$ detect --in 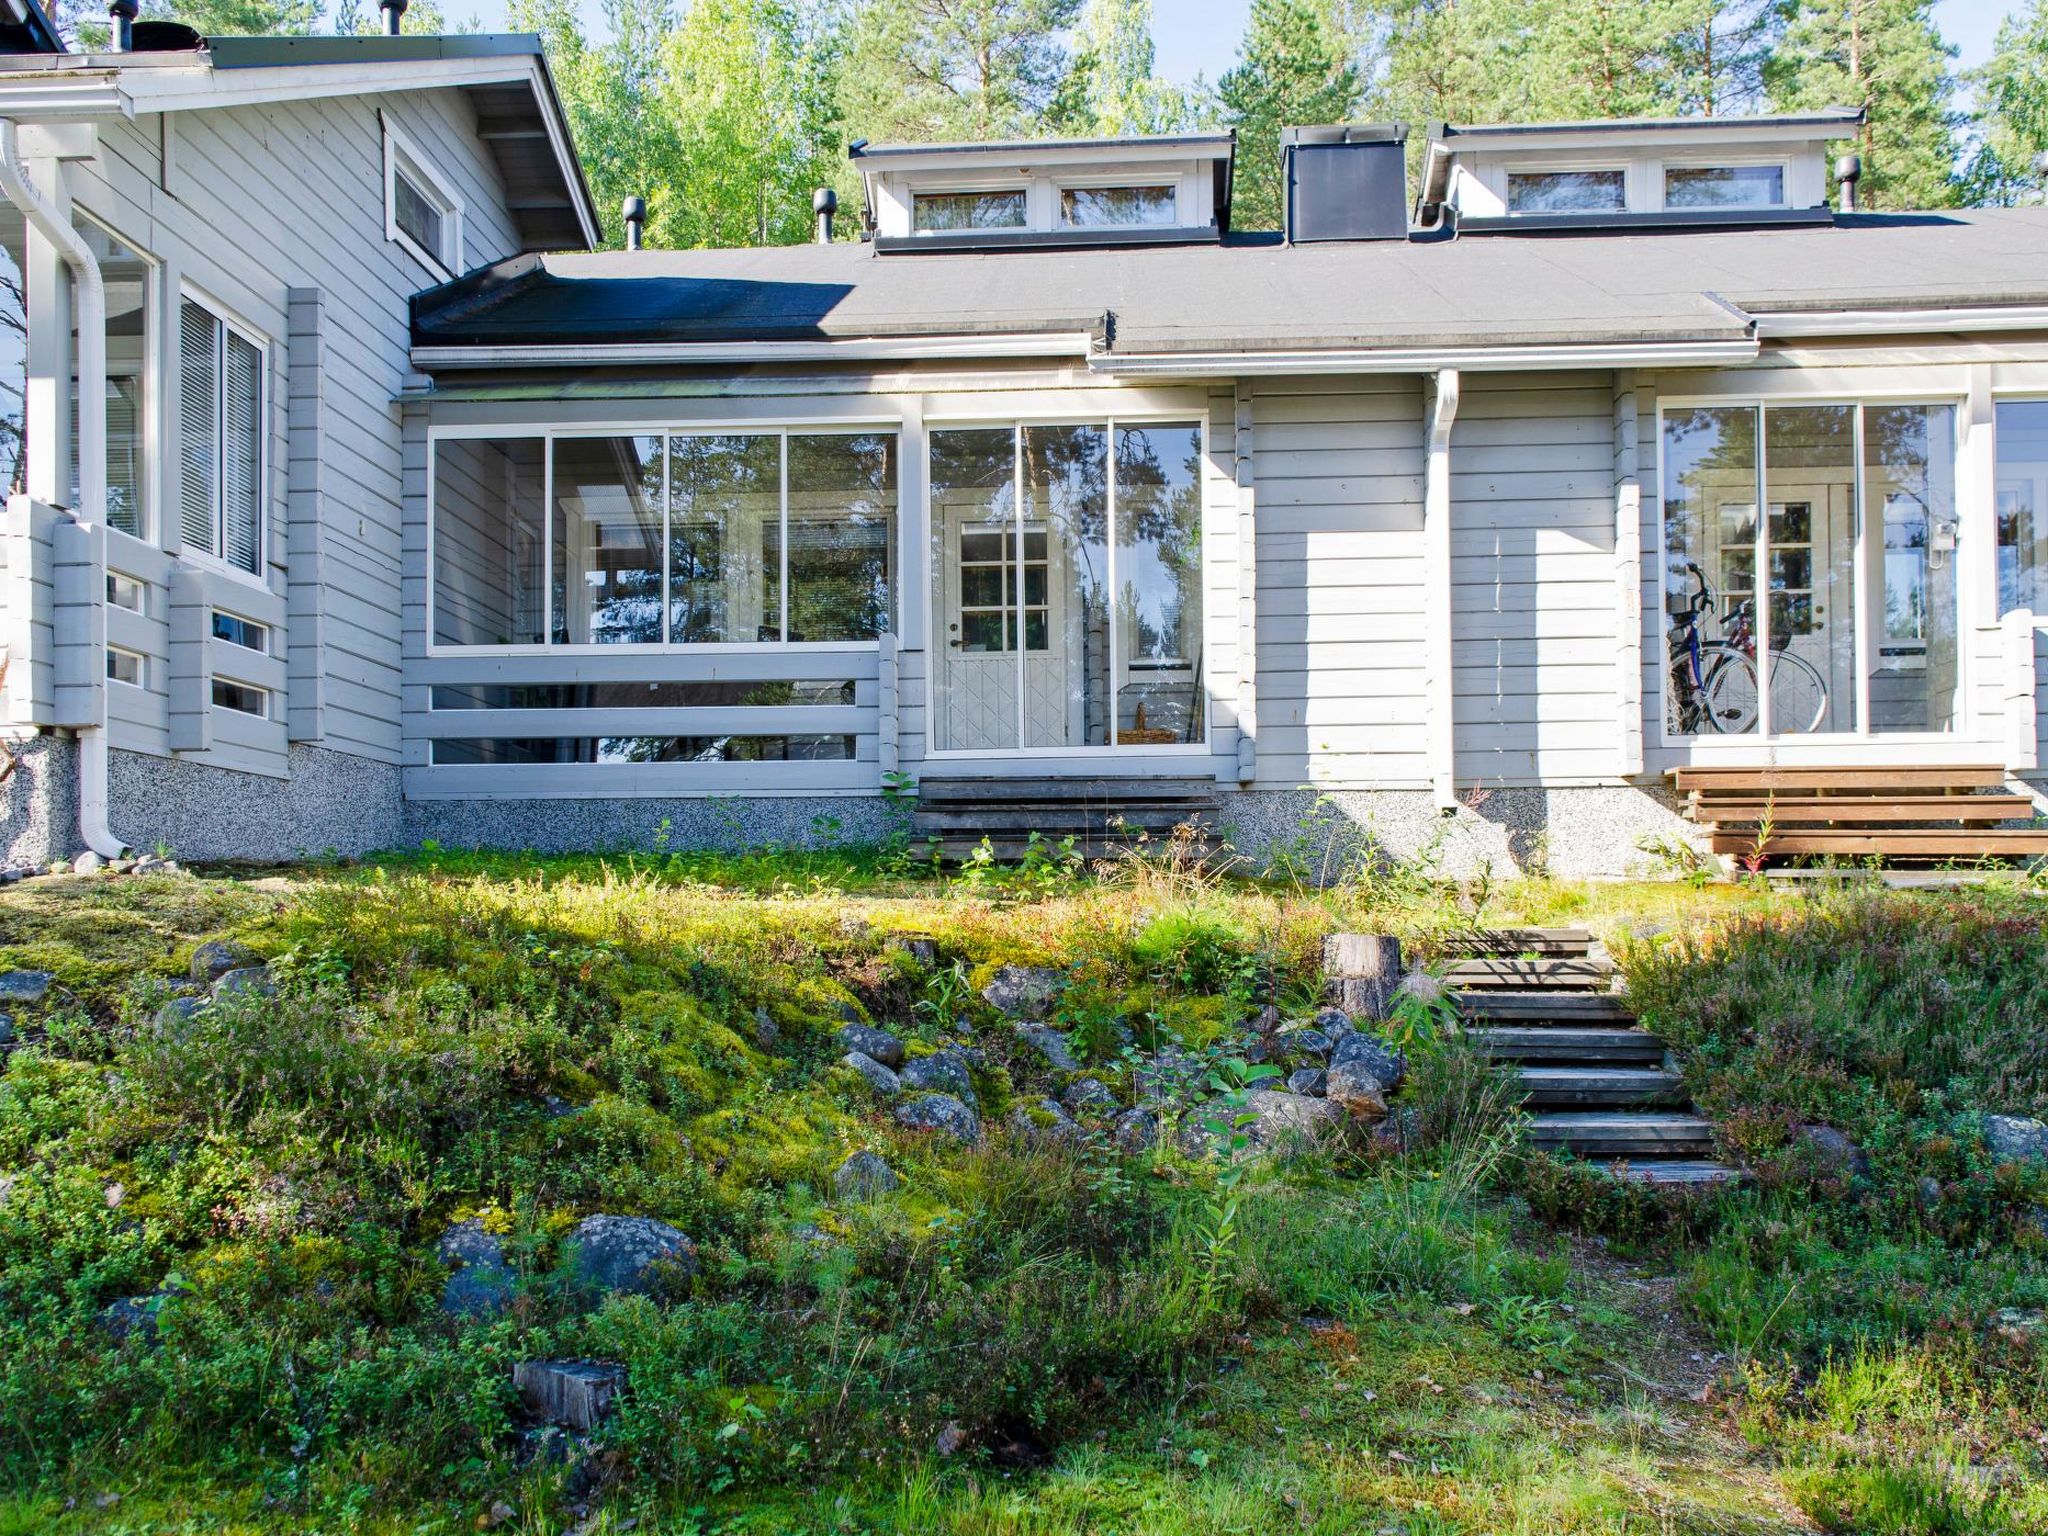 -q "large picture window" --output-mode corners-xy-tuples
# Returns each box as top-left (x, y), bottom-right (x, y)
(1662, 400), (1959, 739)
(430, 429), (897, 650)
(1997, 401), (2048, 617)
(178, 297), (264, 574)
(930, 419), (1204, 752)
